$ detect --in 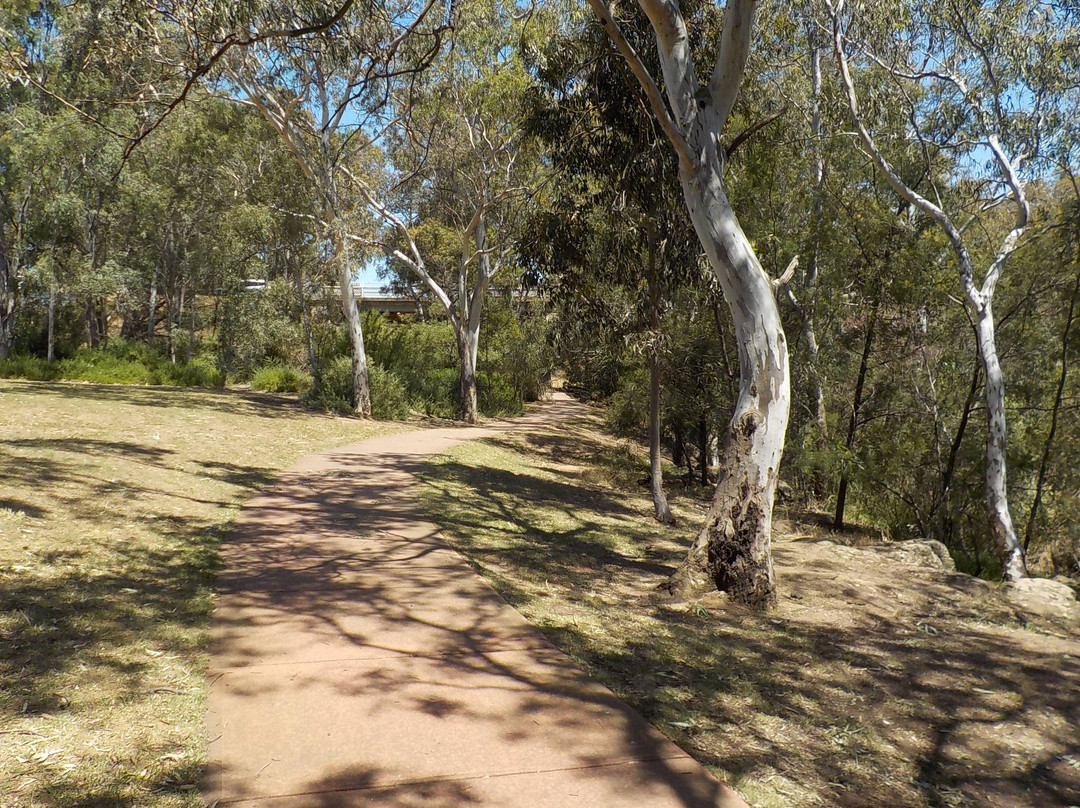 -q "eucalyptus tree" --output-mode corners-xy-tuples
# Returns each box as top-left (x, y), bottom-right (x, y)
(361, 0), (537, 423)
(585, 0), (798, 605)
(204, 0), (453, 415)
(828, 0), (1079, 580)
(525, 11), (709, 522)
